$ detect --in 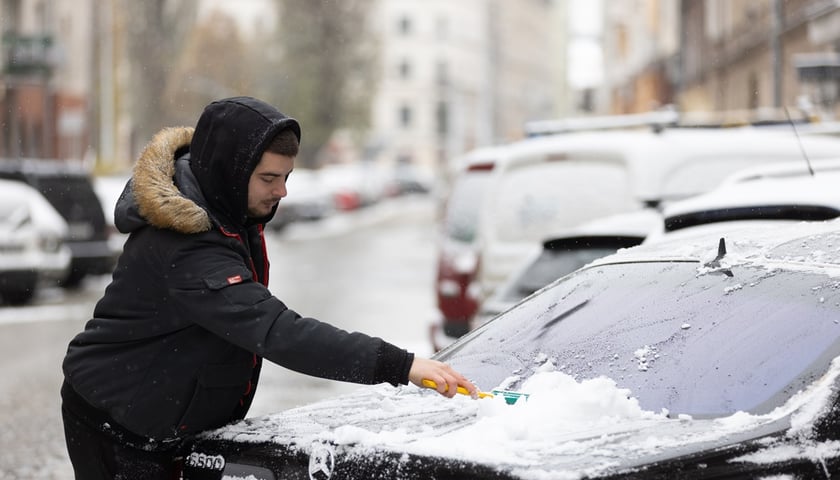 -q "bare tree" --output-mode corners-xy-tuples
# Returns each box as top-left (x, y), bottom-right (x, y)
(256, 0), (379, 168)
(120, 0), (197, 146)
(164, 11), (253, 126)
